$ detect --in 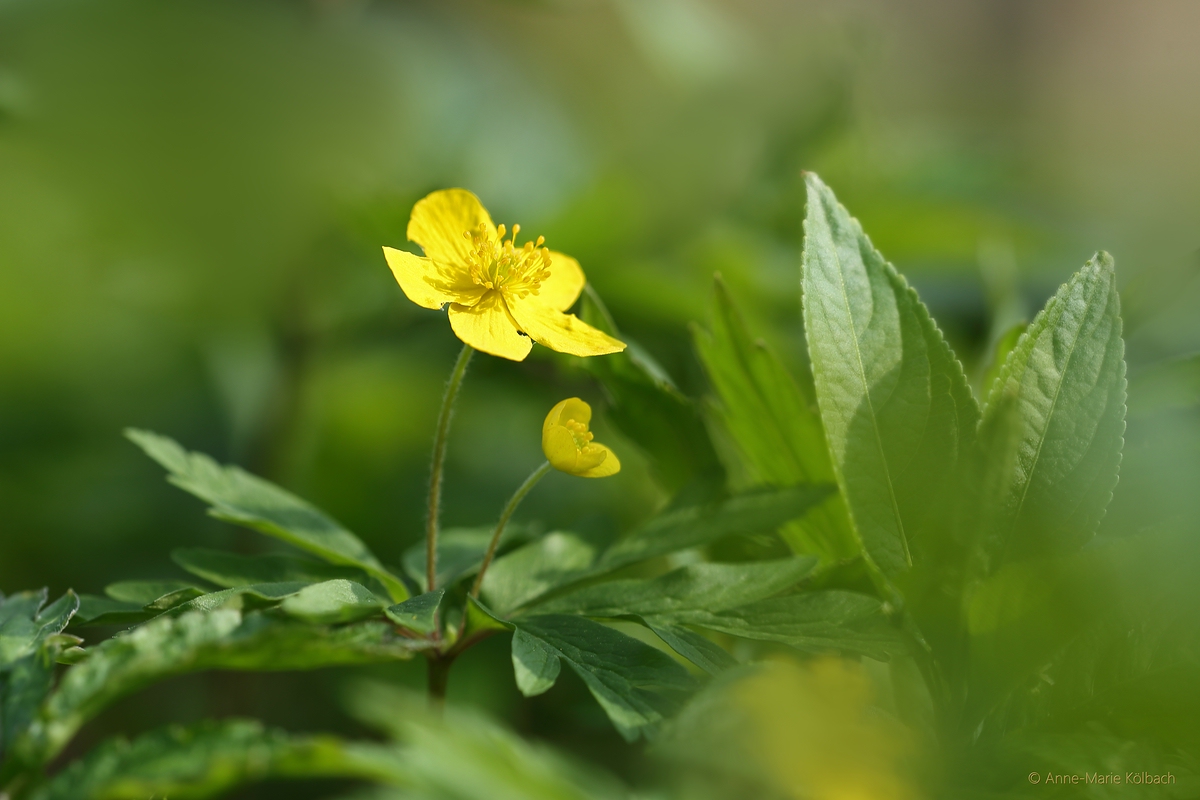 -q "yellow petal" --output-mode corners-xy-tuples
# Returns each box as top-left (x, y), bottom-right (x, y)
(383, 246), (485, 310)
(508, 297), (626, 357)
(542, 425), (582, 473)
(447, 291), (532, 361)
(535, 251), (585, 312)
(408, 188), (496, 266)
(576, 443), (620, 478)
(543, 397), (592, 438)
